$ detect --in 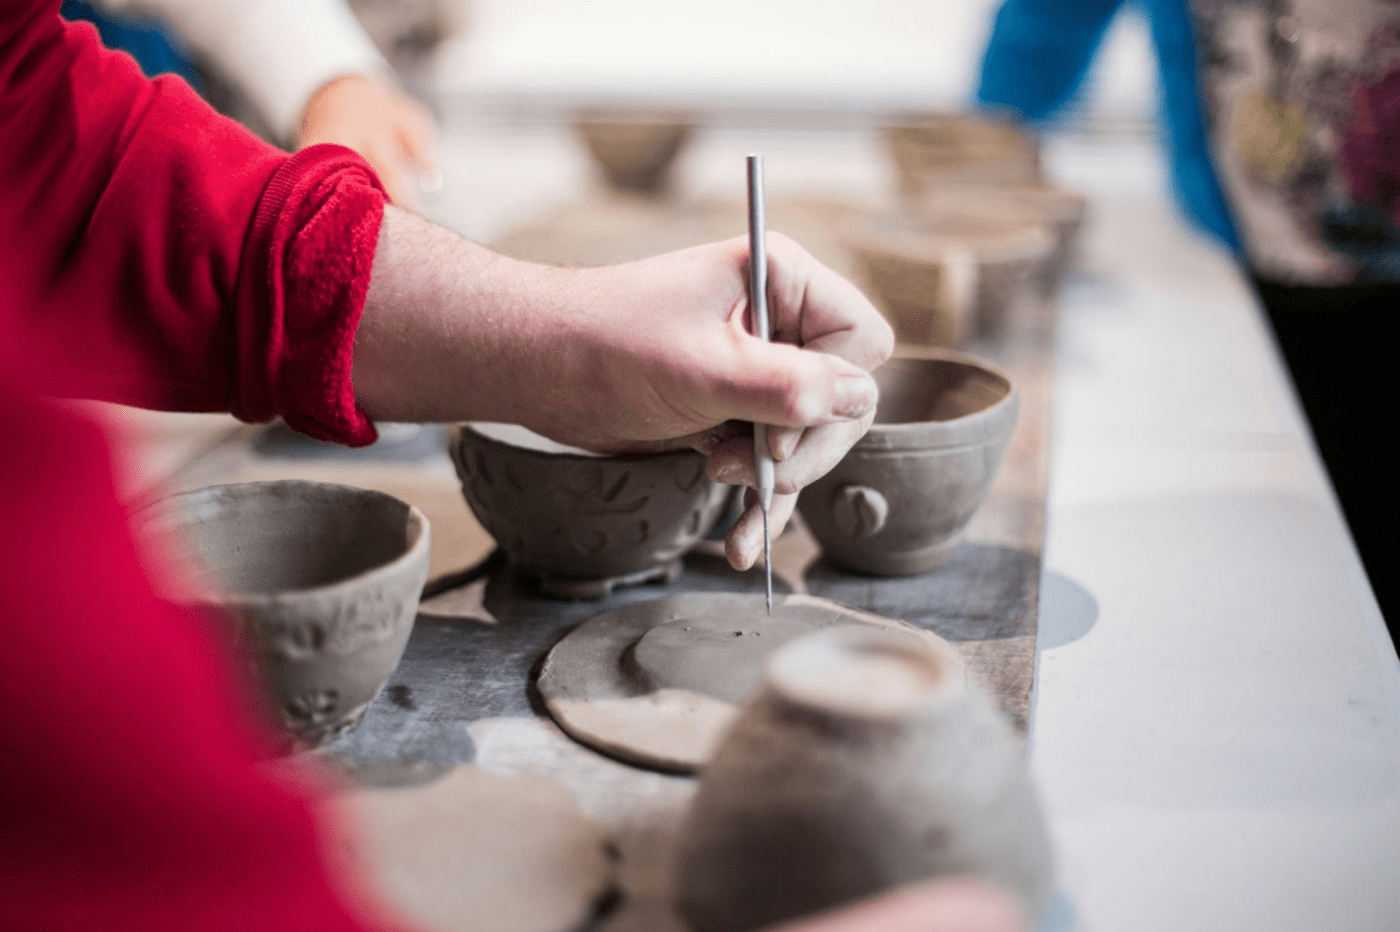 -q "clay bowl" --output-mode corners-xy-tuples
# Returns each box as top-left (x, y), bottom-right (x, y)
(910, 184), (1089, 293)
(796, 349), (1017, 575)
(845, 210), (1053, 346)
(675, 627), (1054, 932)
(884, 113), (1041, 196)
(576, 115), (692, 195)
(147, 481), (430, 750)
(448, 423), (729, 598)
